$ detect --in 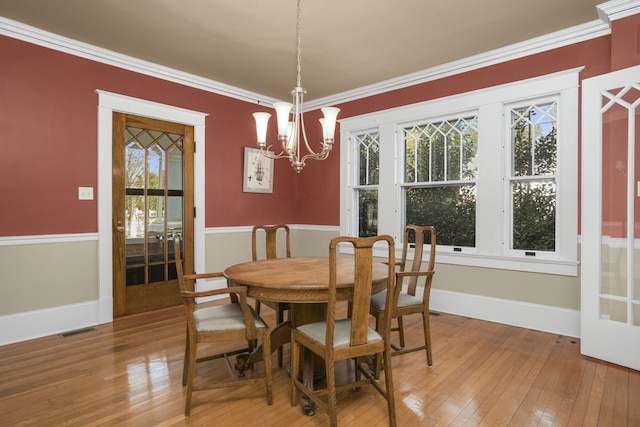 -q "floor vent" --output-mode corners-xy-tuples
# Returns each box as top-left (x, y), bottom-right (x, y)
(59, 327), (96, 338)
